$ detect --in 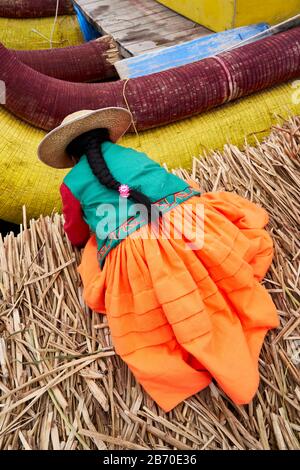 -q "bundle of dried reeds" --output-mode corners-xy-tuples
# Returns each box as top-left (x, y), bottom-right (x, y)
(14, 36), (120, 82)
(1, 27), (300, 131)
(0, 117), (299, 450)
(0, 0), (74, 18)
